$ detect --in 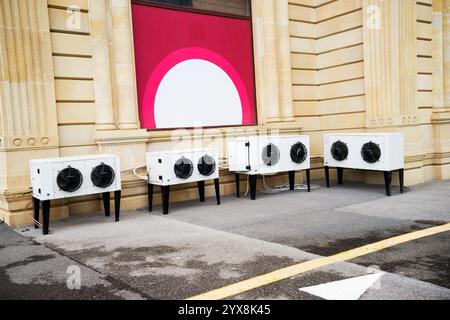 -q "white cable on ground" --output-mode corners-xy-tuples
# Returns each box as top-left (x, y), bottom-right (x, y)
(261, 175), (320, 194)
(121, 165), (149, 181)
(132, 166), (149, 181)
(244, 175), (250, 197)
